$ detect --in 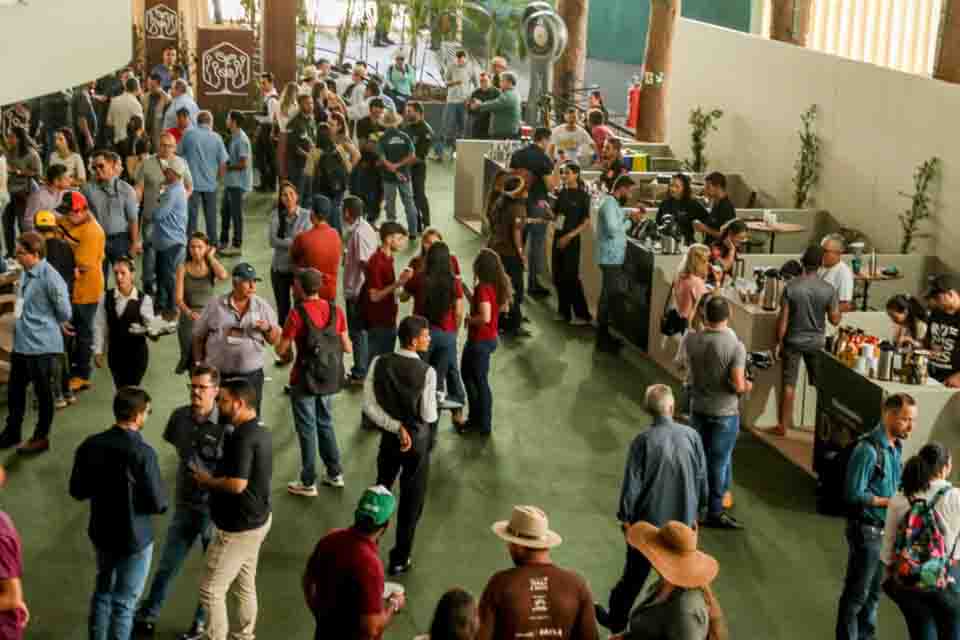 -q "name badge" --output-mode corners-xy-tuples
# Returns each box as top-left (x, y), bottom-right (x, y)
(226, 327), (245, 345)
